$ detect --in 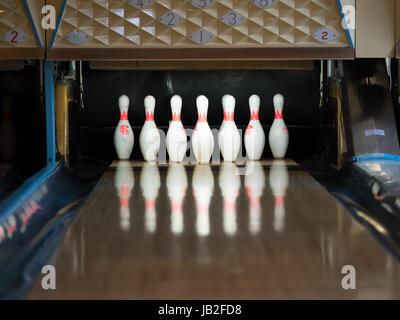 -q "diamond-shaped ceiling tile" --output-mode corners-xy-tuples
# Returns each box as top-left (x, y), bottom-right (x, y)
(94, 34), (109, 45)
(93, 0), (109, 10)
(186, 10), (202, 27)
(80, 8), (94, 19)
(66, 0), (79, 10)
(281, 0), (296, 9)
(110, 26), (125, 36)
